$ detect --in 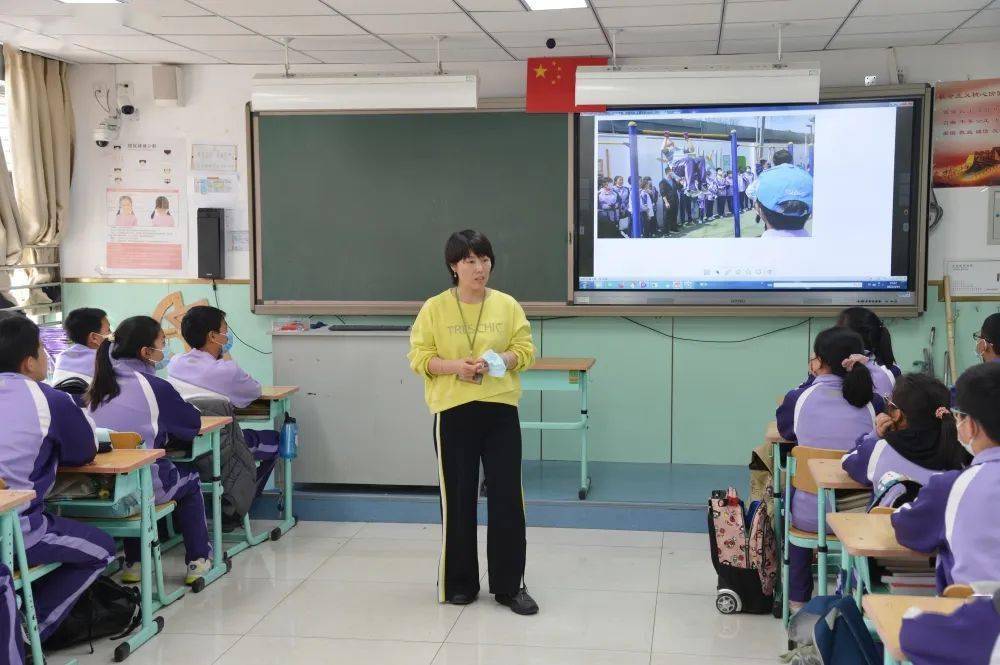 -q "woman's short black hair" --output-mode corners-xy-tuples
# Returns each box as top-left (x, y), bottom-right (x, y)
(445, 230), (495, 286)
